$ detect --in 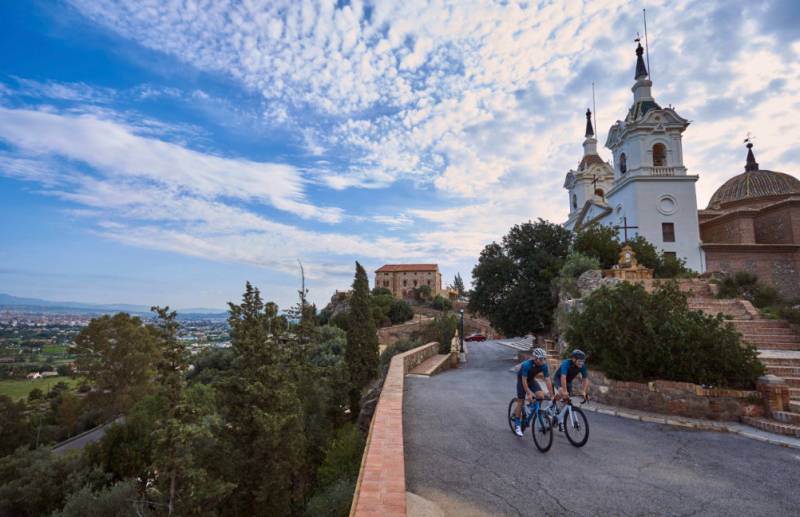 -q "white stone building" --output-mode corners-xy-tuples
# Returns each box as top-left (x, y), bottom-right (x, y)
(563, 41), (704, 272)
